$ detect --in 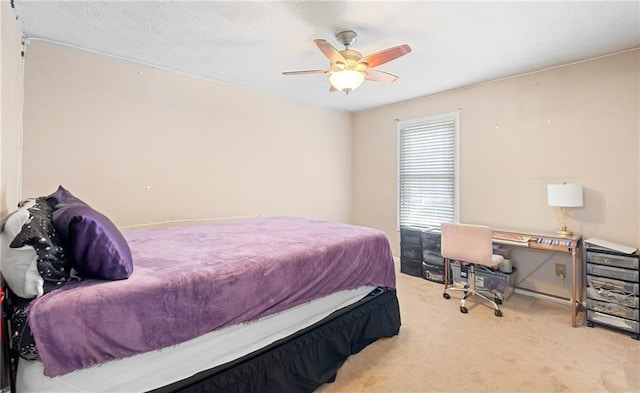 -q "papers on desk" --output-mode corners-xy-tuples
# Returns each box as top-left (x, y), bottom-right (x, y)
(584, 237), (637, 255)
(492, 232), (530, 244)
